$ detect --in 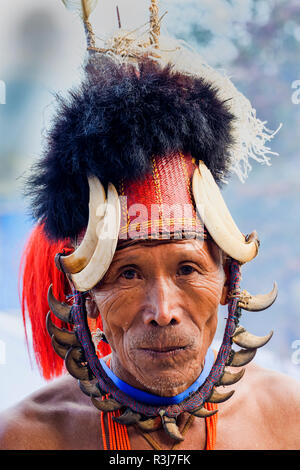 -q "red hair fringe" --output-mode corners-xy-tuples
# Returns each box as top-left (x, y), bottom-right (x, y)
(20, 224), (111, 380)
